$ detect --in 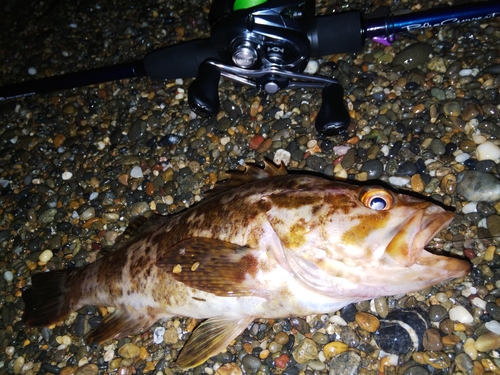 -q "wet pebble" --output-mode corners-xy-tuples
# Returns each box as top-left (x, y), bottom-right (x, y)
(358, 159), (383, 180)
(328, 351), (361, 375)
(241, 354), (261, 372)
(456, 170), (500, 202)
(476, 141), (500, 161)
(392, 43), (434, 70)
(355, 311), (379, 332)
(428, 305), (447, 322)
(292, 338), (318, 364)
(117, 343), (140, 359)
(422, 328), (443, 351)
(449, 305), (473, 324)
